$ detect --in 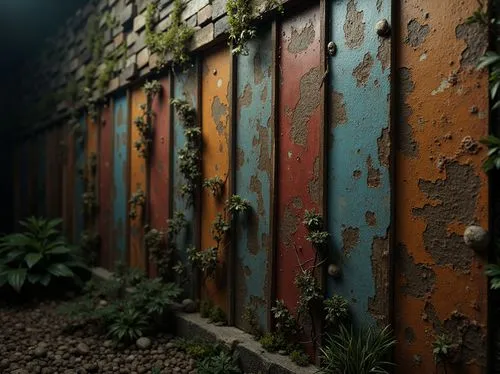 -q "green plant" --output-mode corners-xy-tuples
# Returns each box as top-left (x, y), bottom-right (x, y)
(433, 333), (454, 366)
(226, 0), (256, 55)
(146, 0), (194, 69)
(79, 230), (101, 266)
(129, 189), (146, 219)
(324, 294), (350, 329)
(227, 195), (251, 214)
(264, 0), (285, 14)
(295, 268), (322, 319)
(242, 305), (261, 338)
(134, 80), (161, 160)
(203, 176), (225, 197)
(480, 135), (500, 172)
(129, 278), (182, 321)
(197, 350), (242, 374)
(486, 262), (500, 289)
(209, 306), (227, 324)
(200, 299), (214, 318)
(319, 324), (396, 374)
(0, 217), (88, 293)
(107, 304), (149, 343)
(290, 349), (310, 367)
(259, 332), (287, 353)
(303, 209), (329, 248)
(187, 246), (218, 278)
(271, 300), (300, 340)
